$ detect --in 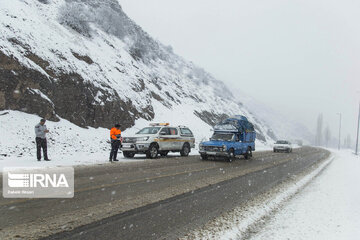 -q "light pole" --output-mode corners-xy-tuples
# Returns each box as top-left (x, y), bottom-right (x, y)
(356, 102), (360, 155)
(337, 113), (342, 151)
